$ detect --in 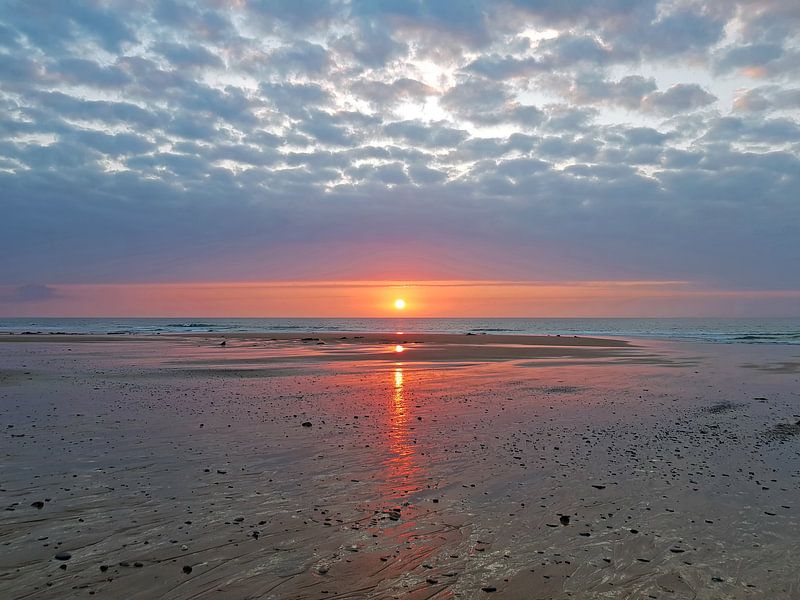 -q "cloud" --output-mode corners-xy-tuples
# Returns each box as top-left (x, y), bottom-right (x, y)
(384, 120), (469, 148)
(153, 42), (225, 70)
(350, 78), (437, 106)
(560, 74), (658, 109)
(0, 284), (61, 303)
(268, 41), (331, 76)
(0, 0), (797, 300)
(642, 84), (717, 115)
(733, 86), (800, 112)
